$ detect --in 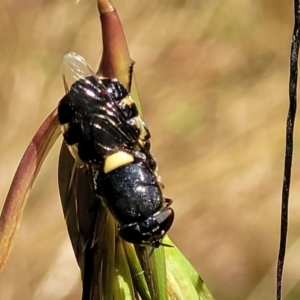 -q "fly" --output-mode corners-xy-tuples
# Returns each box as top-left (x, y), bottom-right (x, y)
(57, 52), (174, 248)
